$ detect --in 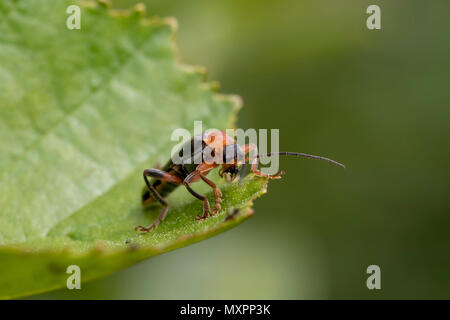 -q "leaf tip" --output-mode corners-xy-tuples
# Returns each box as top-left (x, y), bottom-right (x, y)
(97, 0), (111, 8)
(133, 3), (147, 15)
(163, 16), (179, 32)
